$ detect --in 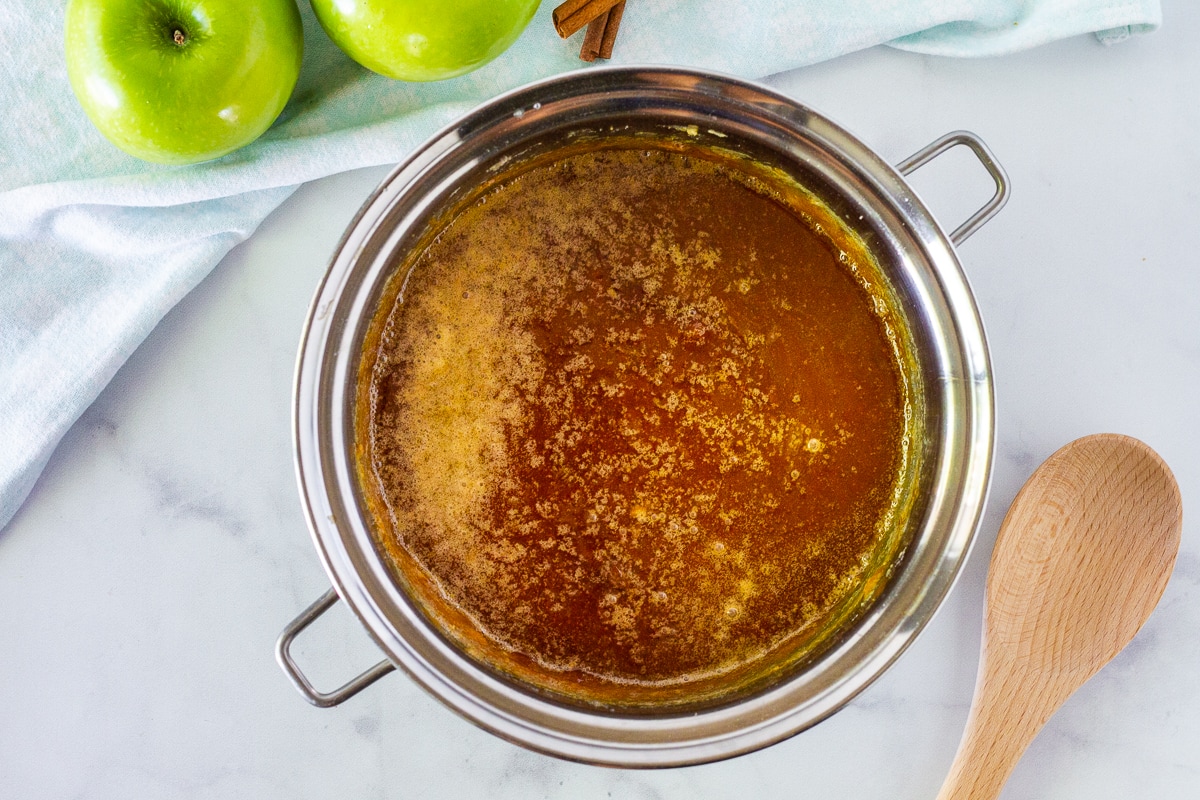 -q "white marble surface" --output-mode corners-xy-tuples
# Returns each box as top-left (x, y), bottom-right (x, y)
(3, 8), (1200, 798)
